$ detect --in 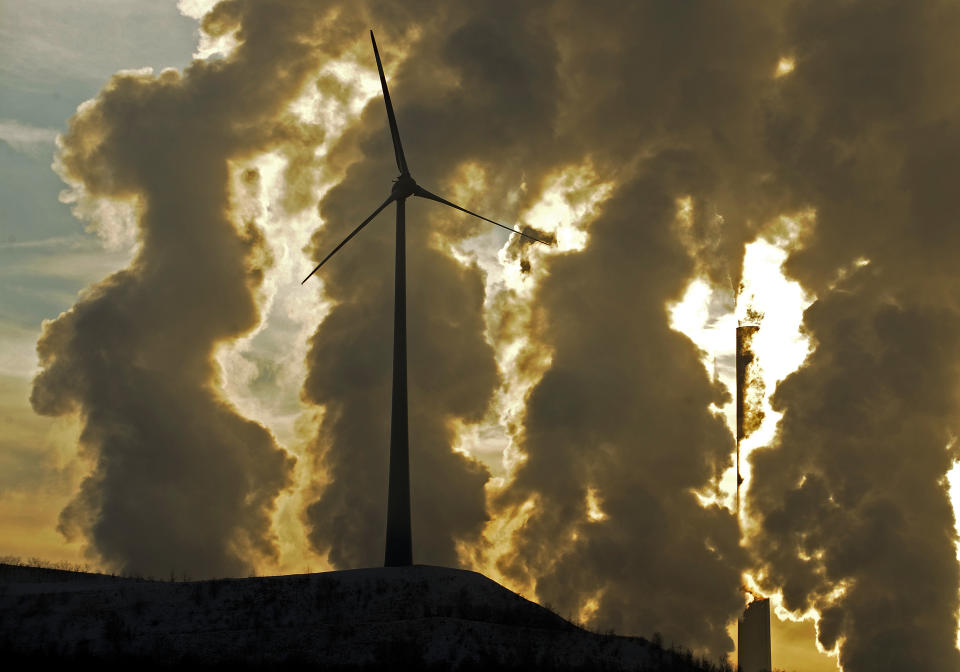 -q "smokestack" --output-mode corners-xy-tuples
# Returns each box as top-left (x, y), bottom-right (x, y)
(738, 597), (772, 672)
(736, 322), (771, 672)
(735, 324), (759, 515)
